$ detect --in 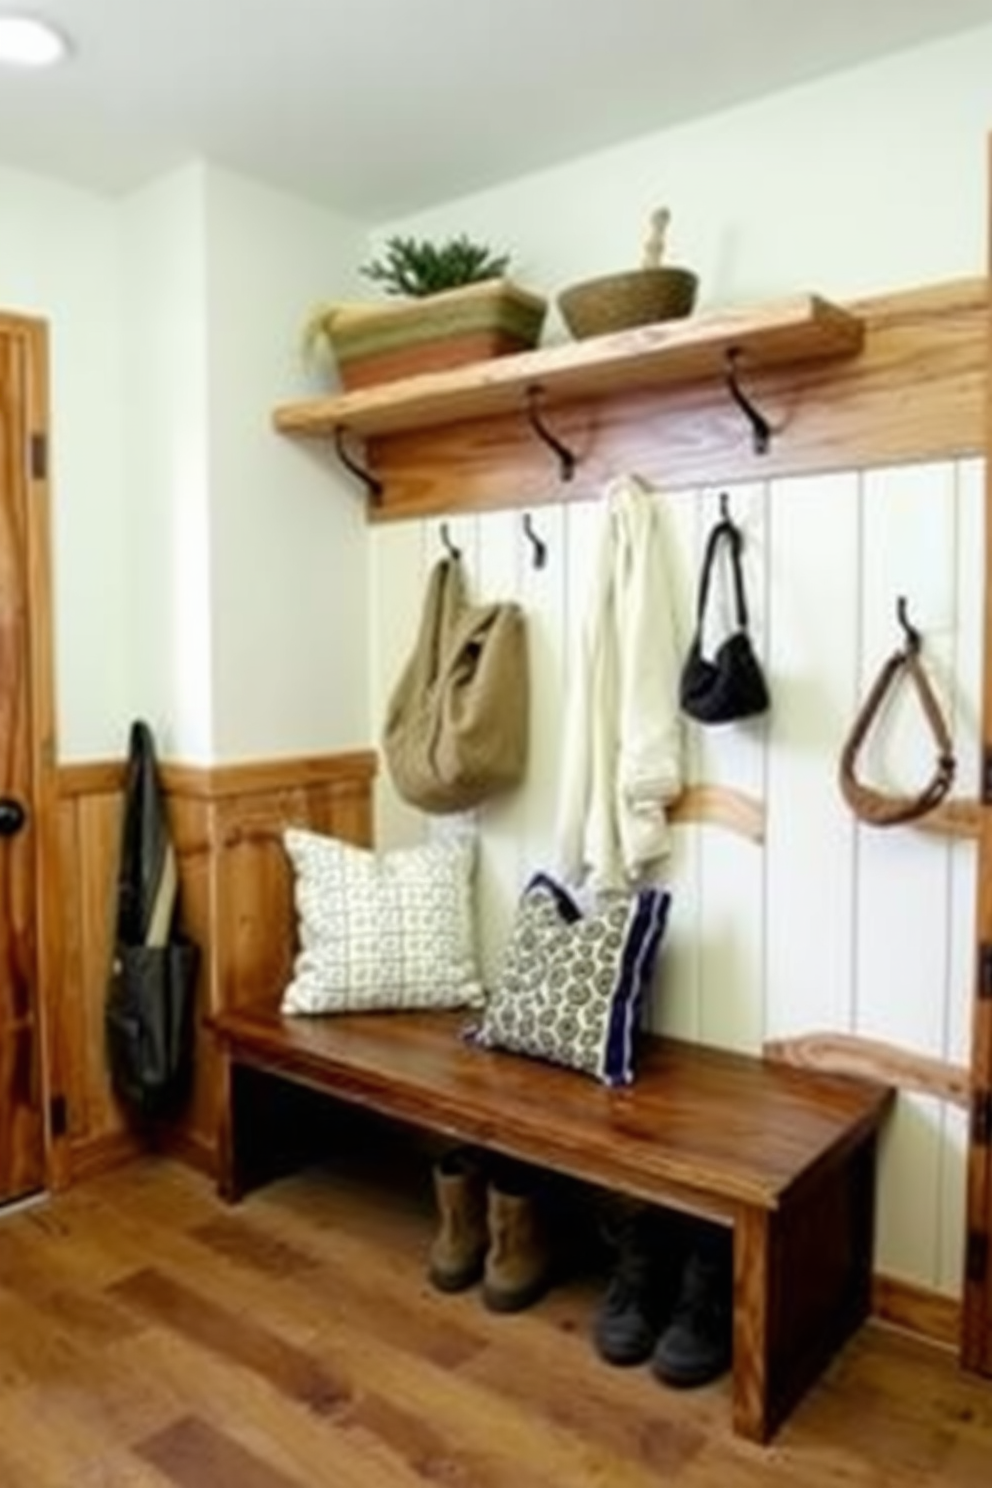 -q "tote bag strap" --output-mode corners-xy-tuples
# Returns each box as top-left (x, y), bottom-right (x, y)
(693, 515), (750, 639)
(406, 556), (467, 693)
